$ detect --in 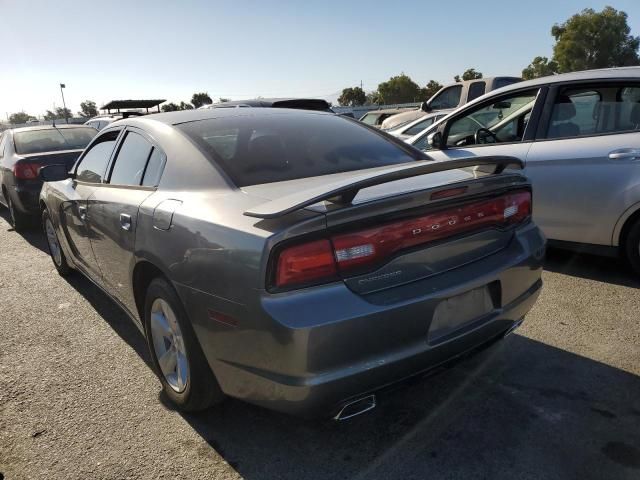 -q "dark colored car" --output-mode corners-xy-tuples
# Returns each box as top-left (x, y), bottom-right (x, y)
(202, 97), (334, 112)
(0, 125), (97, 230)
(39, 108), (545, 418)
